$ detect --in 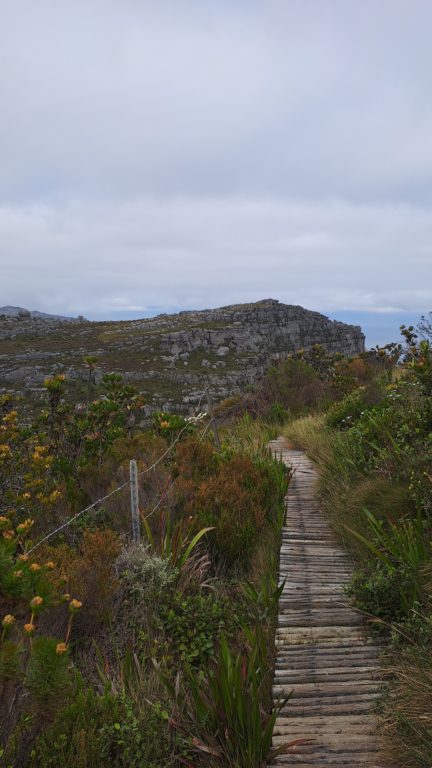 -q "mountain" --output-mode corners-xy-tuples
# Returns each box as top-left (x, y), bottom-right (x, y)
(0, 306), (79, 322)
(0, 299), (364, 411)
